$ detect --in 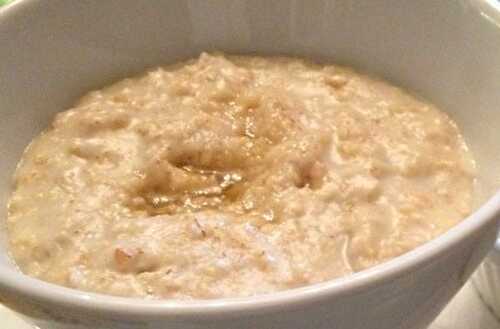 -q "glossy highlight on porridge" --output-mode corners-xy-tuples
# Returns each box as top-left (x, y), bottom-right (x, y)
(6, 53), (475, 299)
